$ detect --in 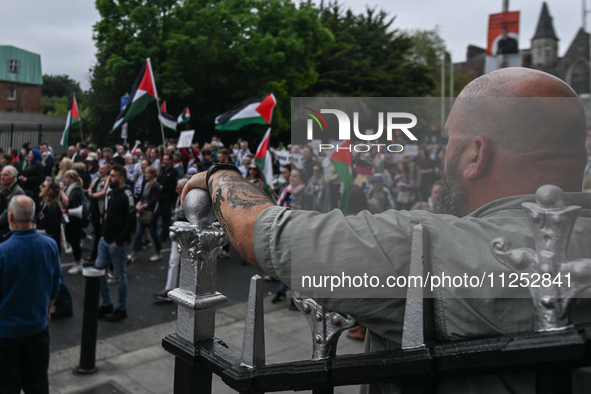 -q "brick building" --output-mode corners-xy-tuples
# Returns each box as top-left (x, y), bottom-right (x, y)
(0, 46), (43, 113)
